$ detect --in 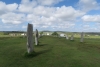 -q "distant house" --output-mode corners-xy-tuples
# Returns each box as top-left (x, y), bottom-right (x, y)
(9, 33), (16, 36)
(47, 32), (52, 35)
(47, 33), (50, 35)
(42, 32), (52, 36)
(60, 34), (65, 37)
(95, 35), (99, 36)
(21, 33), (26, 36)
(9, 32), (26, 37)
